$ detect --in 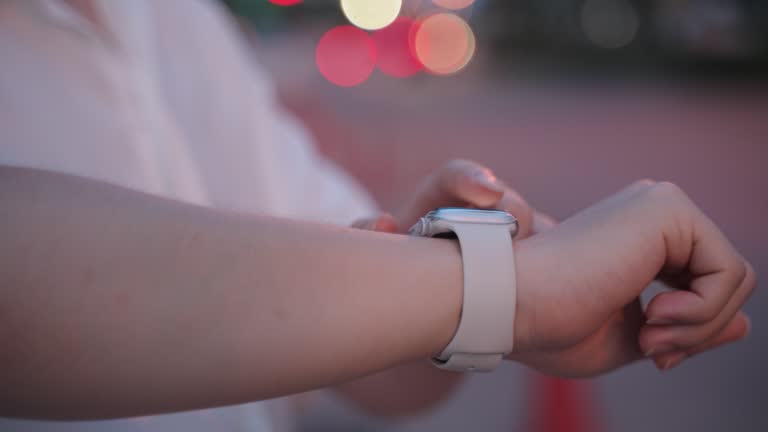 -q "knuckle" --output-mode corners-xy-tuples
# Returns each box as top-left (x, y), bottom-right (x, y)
(697, 302), (723, 324)
(633, 178), (658, 189)
(641, 182), (695, 224)
(719, 258), (747, 292)
(623, 179), (657, 197)
(733, 259), (749, 285)
(443, 158), (475, 173)
(648, 181), (686, 201)
(744, 261), (758, 292)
